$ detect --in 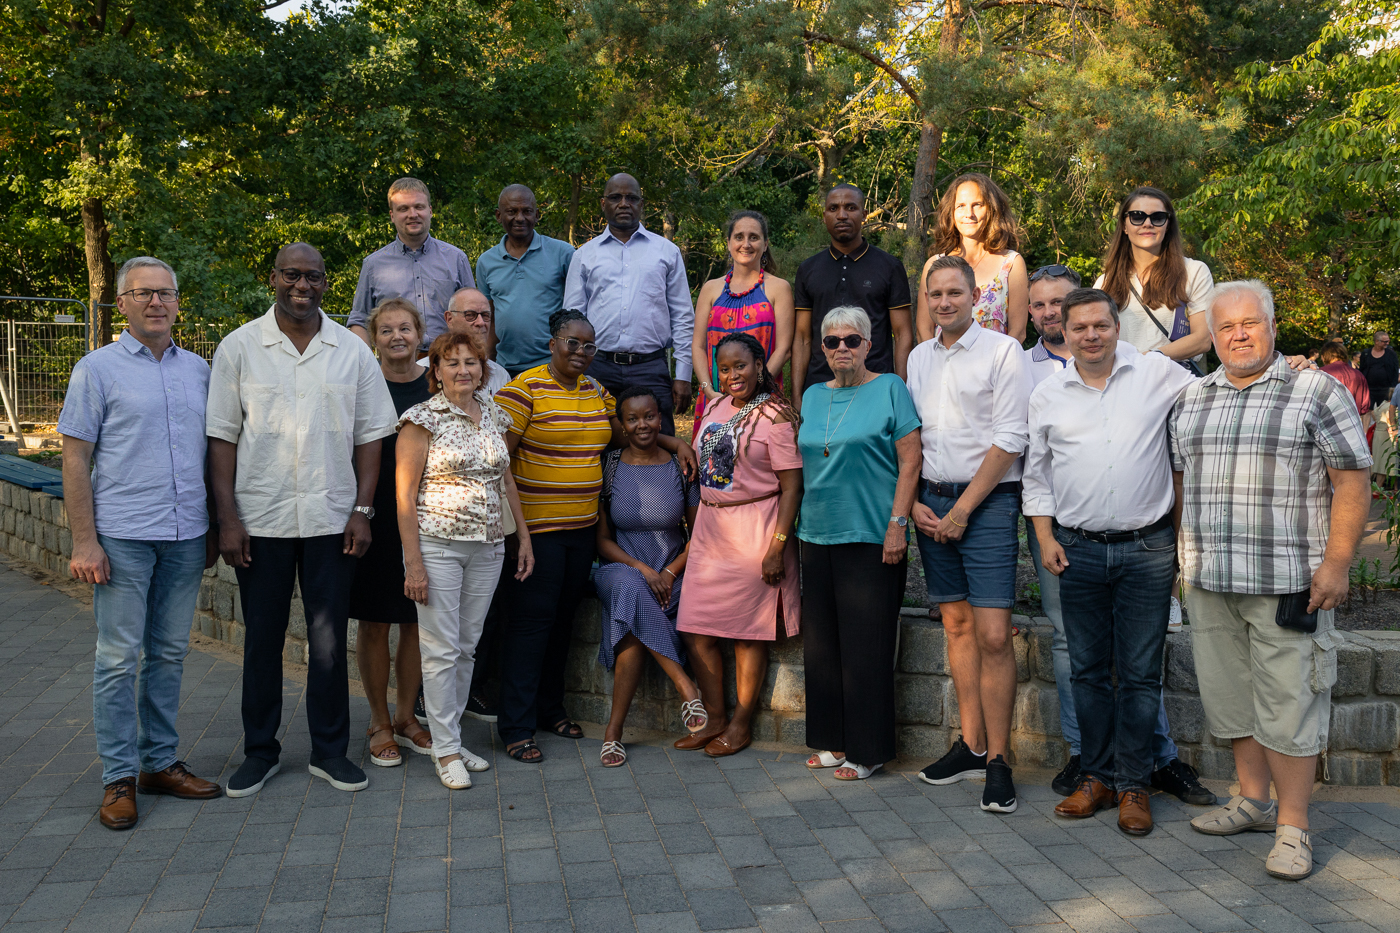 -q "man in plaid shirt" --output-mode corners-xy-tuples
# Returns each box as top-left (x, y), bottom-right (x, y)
(1170, 280), (1370, 881)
